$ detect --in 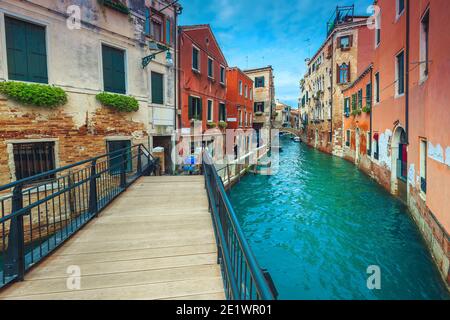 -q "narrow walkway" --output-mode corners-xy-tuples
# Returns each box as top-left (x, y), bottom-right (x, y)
(0, 176), (225, 300)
